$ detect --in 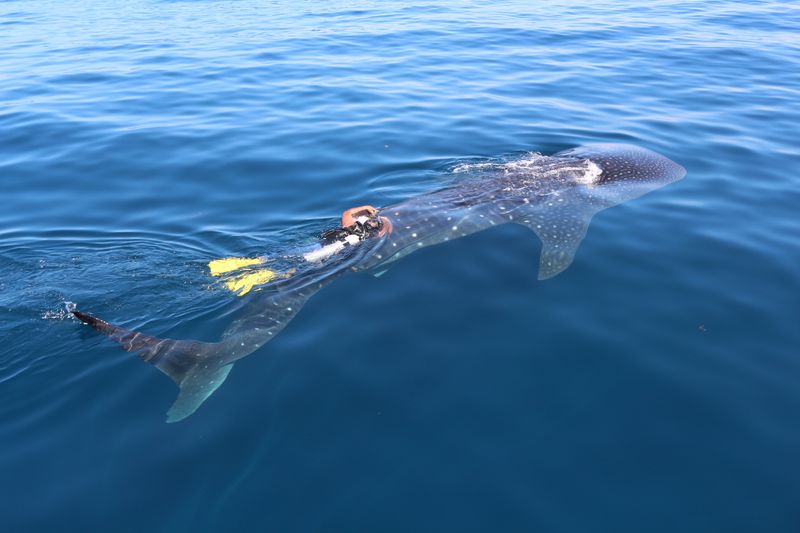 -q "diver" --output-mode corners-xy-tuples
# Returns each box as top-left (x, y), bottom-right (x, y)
(209, 205), (392, 295)
(309, 205), (391, 261)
